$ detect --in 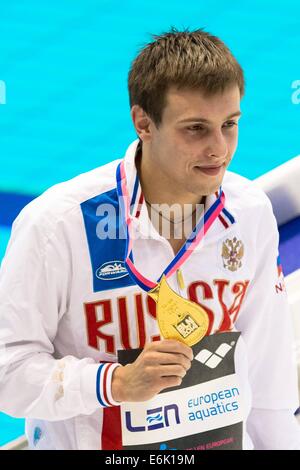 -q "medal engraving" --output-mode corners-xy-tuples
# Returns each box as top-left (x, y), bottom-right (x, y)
(148, 275), (209, 346)
(174, 314), (199, 338)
